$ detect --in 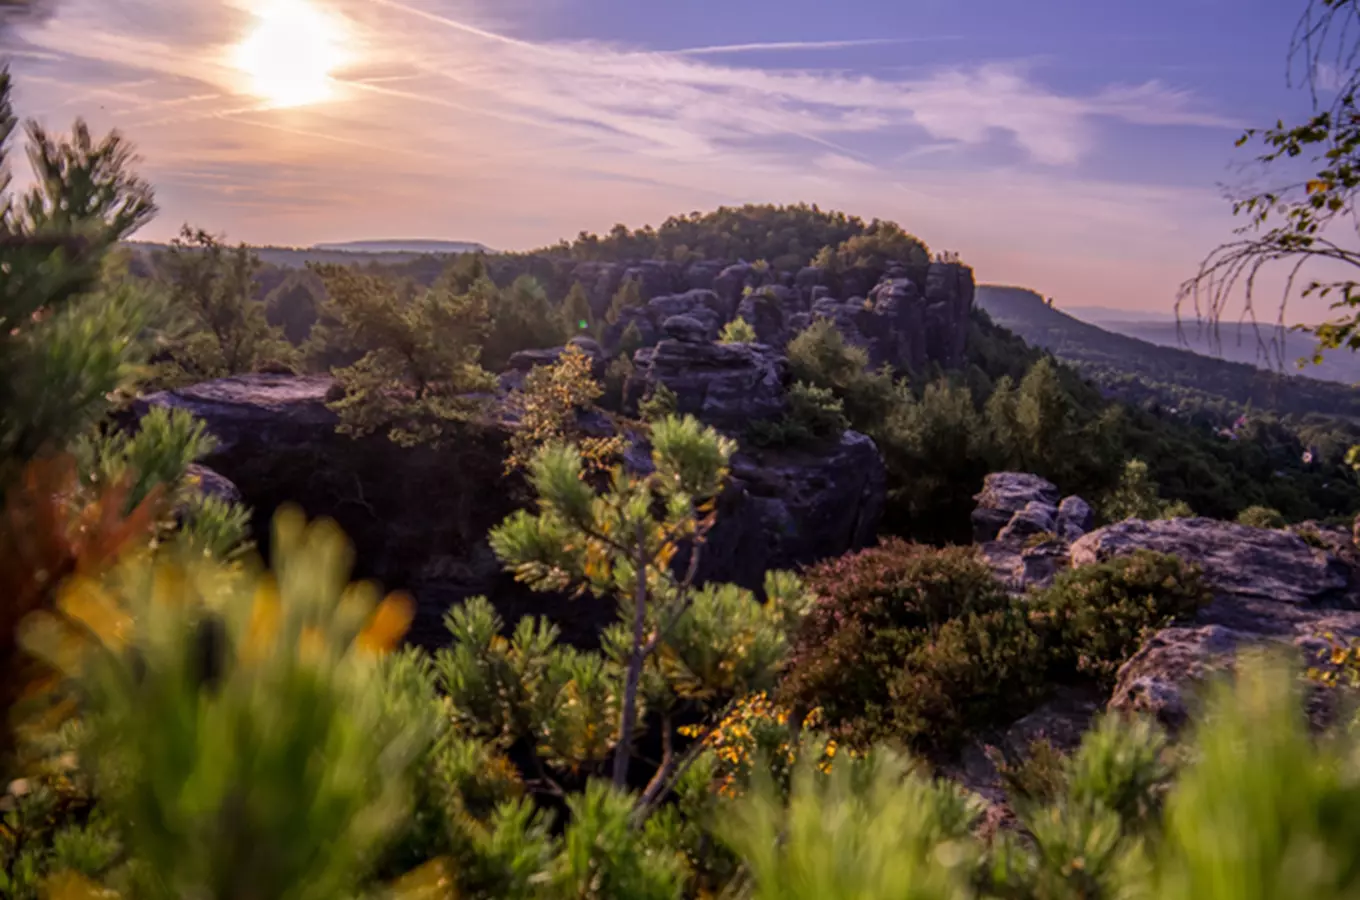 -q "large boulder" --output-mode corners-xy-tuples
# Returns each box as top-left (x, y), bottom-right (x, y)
(629, 339), (789, 432)
(1069, 518), (1360, 731)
